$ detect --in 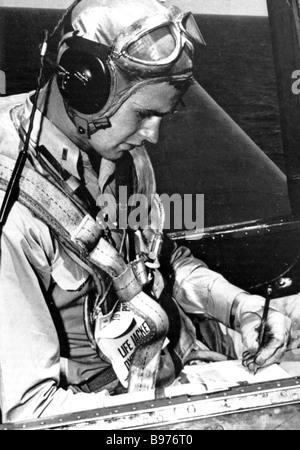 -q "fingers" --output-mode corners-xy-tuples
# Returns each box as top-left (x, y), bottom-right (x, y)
(243, 339), (288, 373)
(255, 315), (291, 368)
(241, 311), (291, 373)
(242, 350), (262, 373)
(255, 340), (286, 367)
